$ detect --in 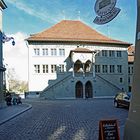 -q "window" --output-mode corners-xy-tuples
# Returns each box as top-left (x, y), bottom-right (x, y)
(59, 64), (65, 72)
(51, 48), (57, 56)
(95, 65), (100, 73)
(128, 66), (133, 74)
(102, 65), (108, 73)
(131, 66), (134, 74)
(116, 51), (122, 57)
(109, 50), (115, 57)
(102, 50), (108, 57)
(129, 86), (132, 92)
(43, 65), (48, 73)
(128, 67), (131, 74)
(59, 49), (65, 56)
(51, 65), (57, 73)
(120, 77), (123, 83)
(128, 77), (131, 84)
(110, 65), (115, 73)
(34, 65), (40, 73)
(117, 65), (122, 73)
(42, 48), (48, 56)
(34, 48), (40, 56)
